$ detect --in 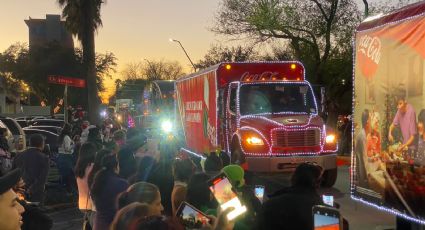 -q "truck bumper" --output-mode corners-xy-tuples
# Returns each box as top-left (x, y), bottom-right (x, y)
(245, 153), (337, 172)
